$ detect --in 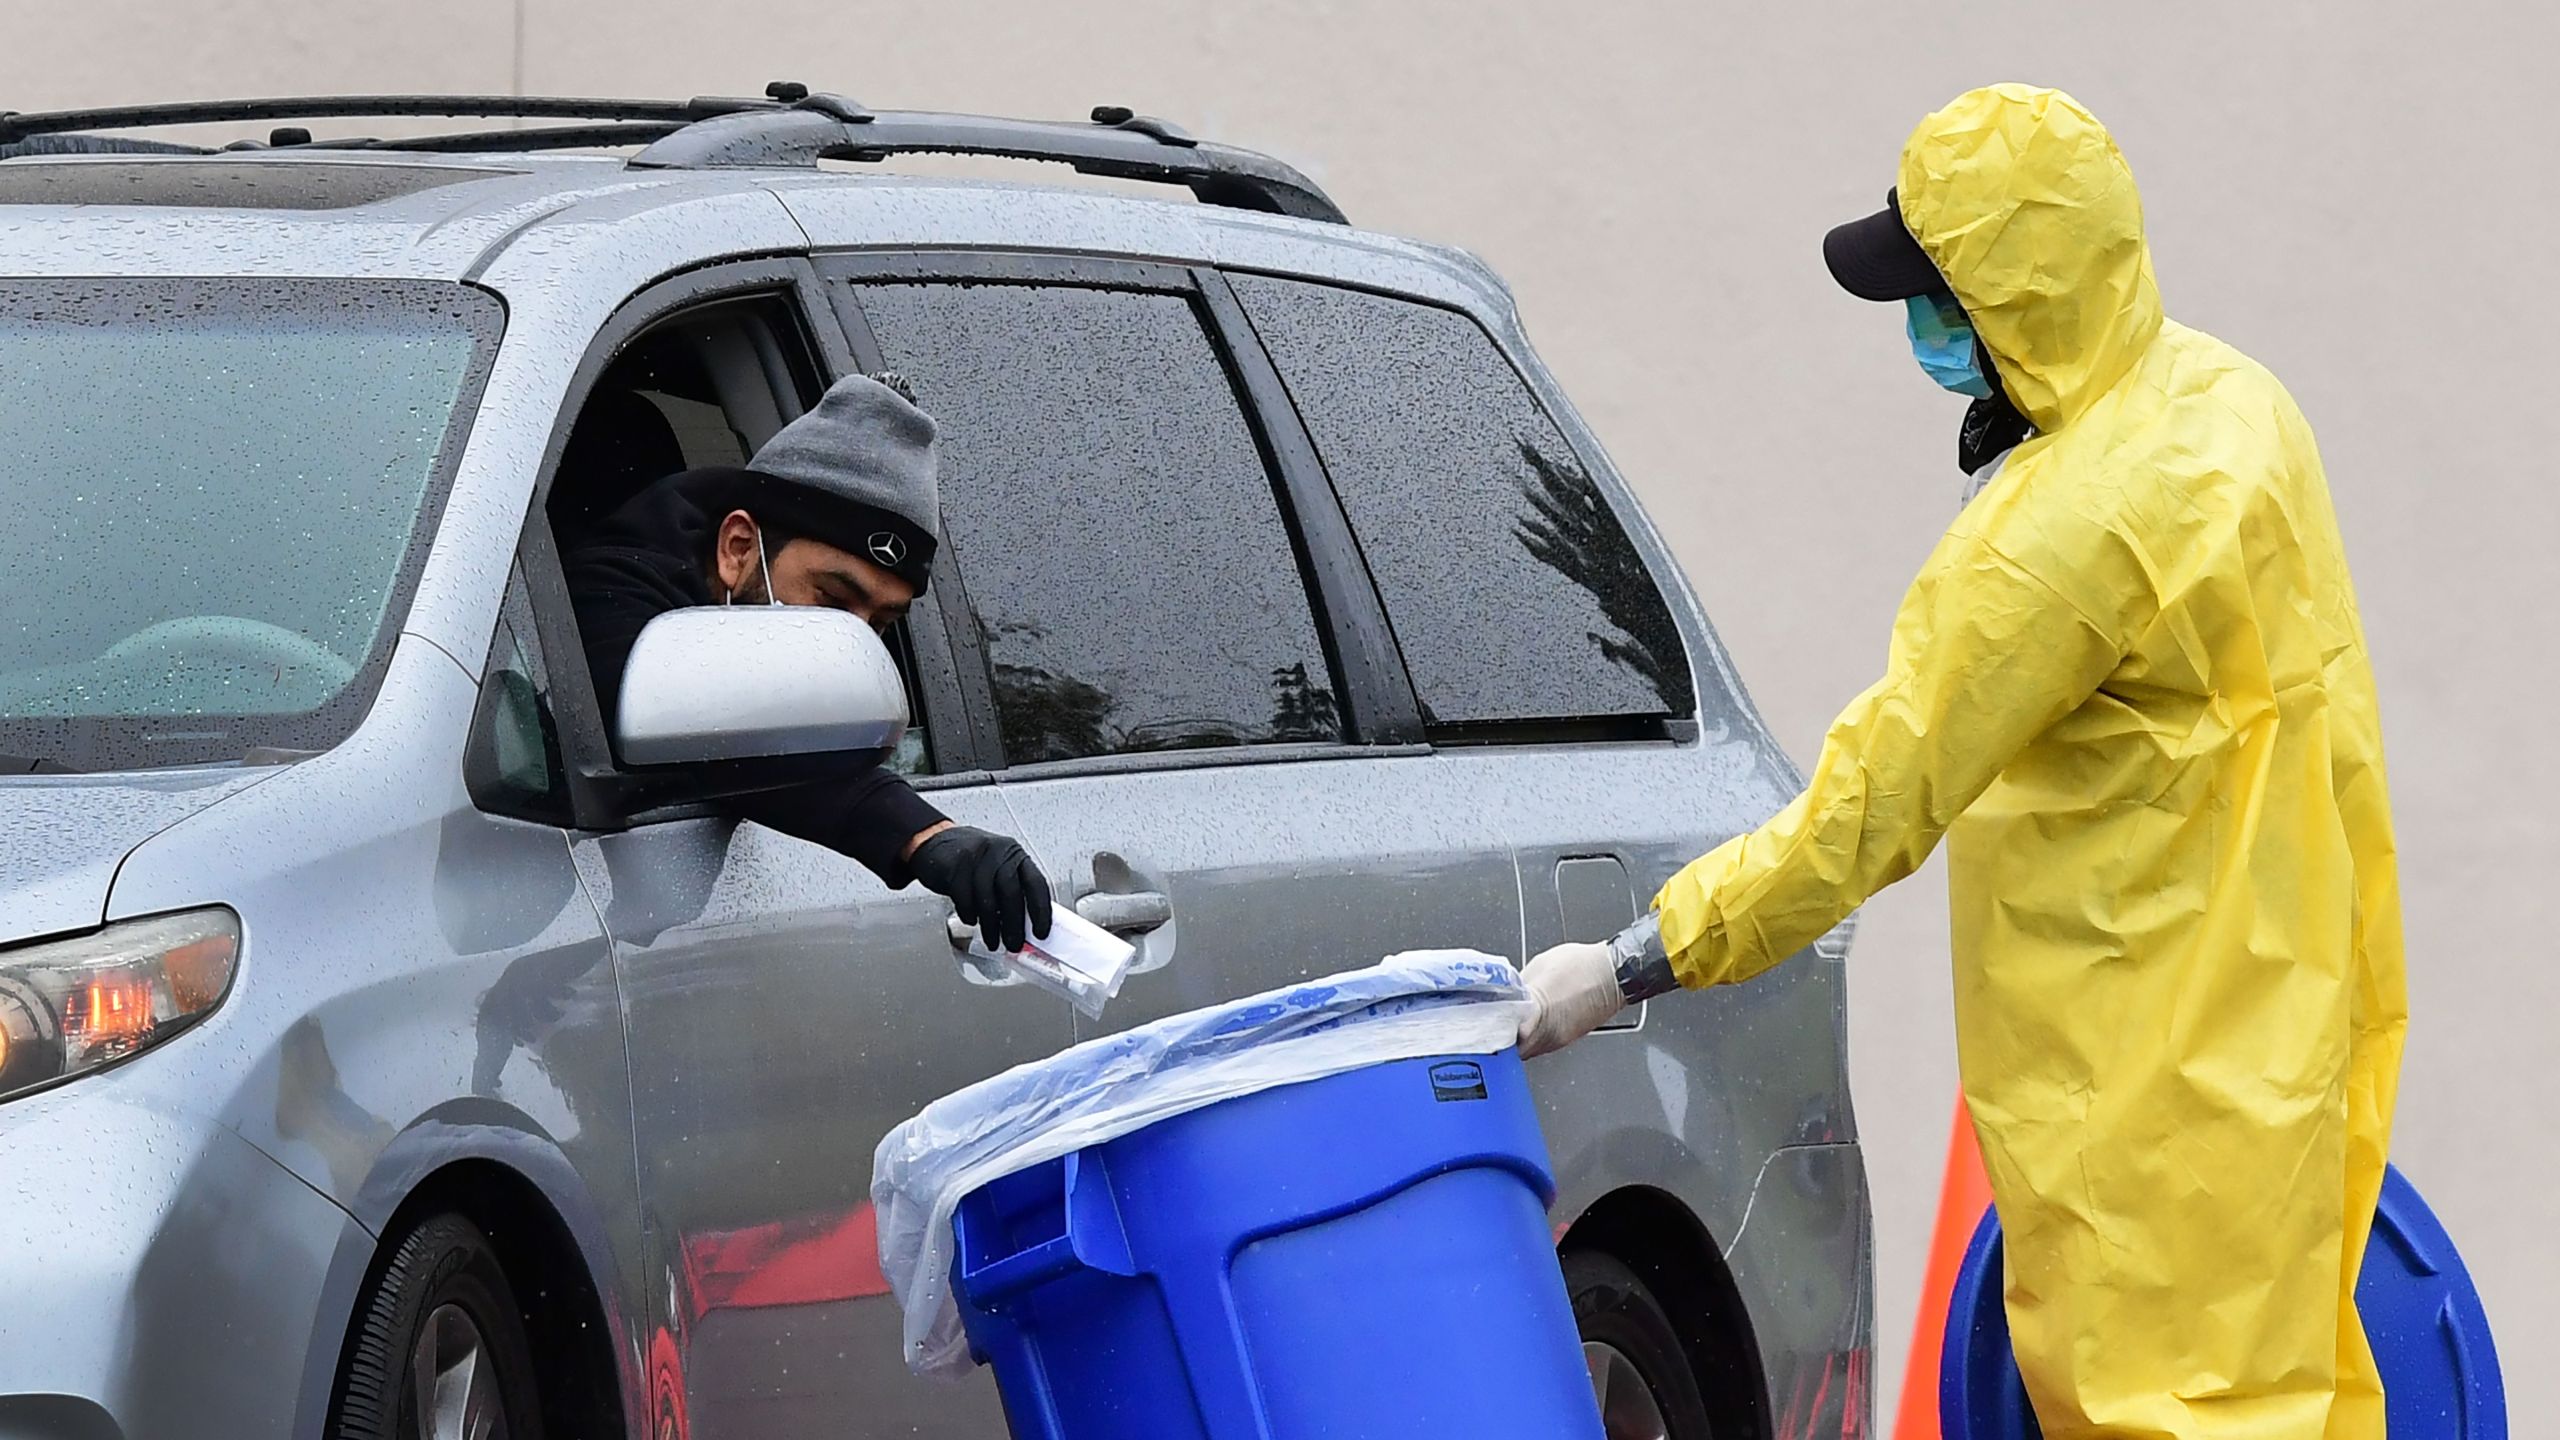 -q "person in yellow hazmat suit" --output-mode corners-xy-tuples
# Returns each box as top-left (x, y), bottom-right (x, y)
(1518, 84), (2409, 1440)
